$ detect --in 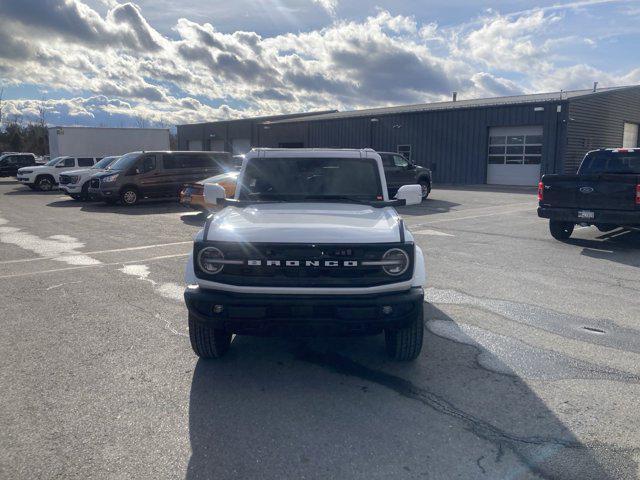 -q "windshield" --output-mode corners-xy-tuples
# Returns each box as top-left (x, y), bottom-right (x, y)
(579, 151), (640, 174)
(238, 157), (383, 201)
(93, 156), (119, 169)
(107, 152), (141, 171)
(46, 156), (66, 166)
